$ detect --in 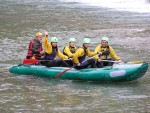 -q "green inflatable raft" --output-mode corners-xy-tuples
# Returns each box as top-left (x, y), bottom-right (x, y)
(9, 62), (148, 82)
